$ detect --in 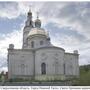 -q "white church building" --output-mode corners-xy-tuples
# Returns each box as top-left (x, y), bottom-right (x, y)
(7, 9), (79, 81)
